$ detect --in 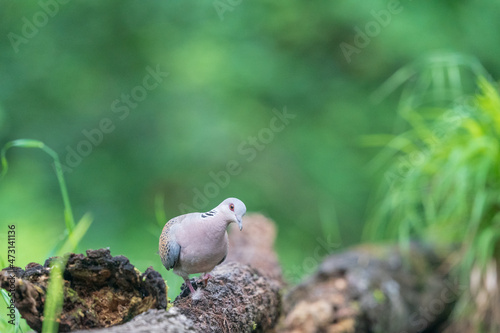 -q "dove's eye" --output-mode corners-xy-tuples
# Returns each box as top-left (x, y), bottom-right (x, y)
(229, 204), (235, 211)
